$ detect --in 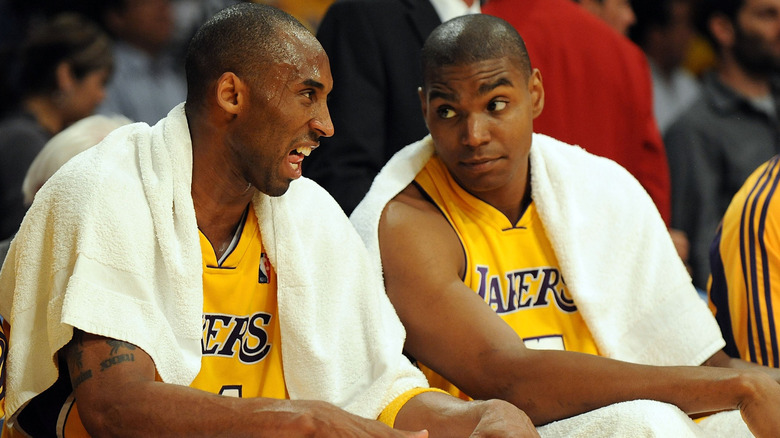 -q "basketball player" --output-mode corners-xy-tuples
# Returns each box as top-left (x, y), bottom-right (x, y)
(0, 4), (535, 437)
(351, 13), (780, 437)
